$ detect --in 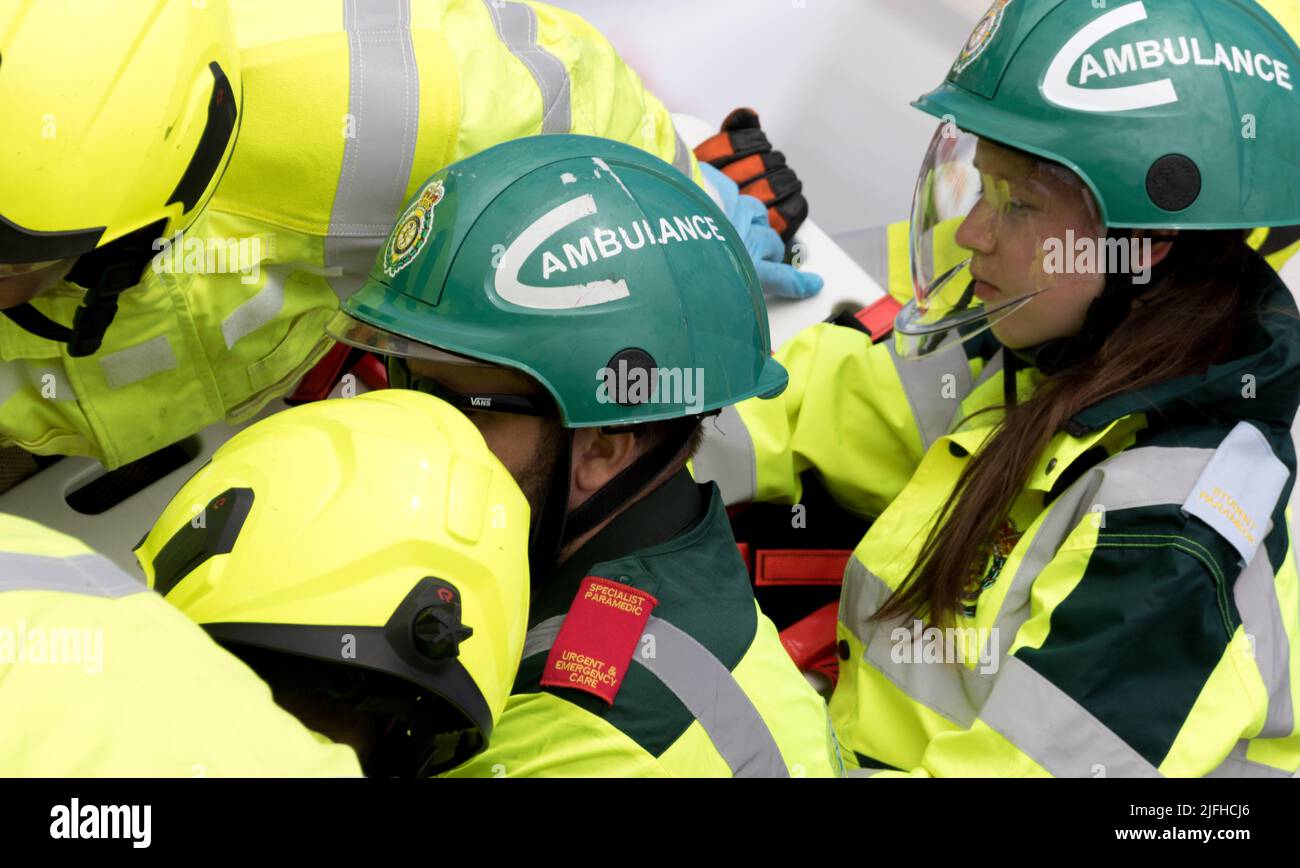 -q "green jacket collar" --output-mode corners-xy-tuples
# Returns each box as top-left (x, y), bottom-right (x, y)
(531, 469), (708, 628)
(1061, 266), (1300, 435)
